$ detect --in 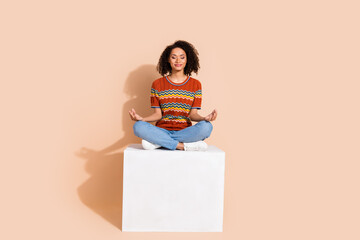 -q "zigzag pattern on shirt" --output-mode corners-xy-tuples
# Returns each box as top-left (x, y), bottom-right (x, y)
(160, 102), (191, 112)
(151, 89), (202, 100)
(162, 118), (188, 123)
(194, 90), (202, 97)
(151, 88), (158, 97)
(161, 114), (191, 123)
